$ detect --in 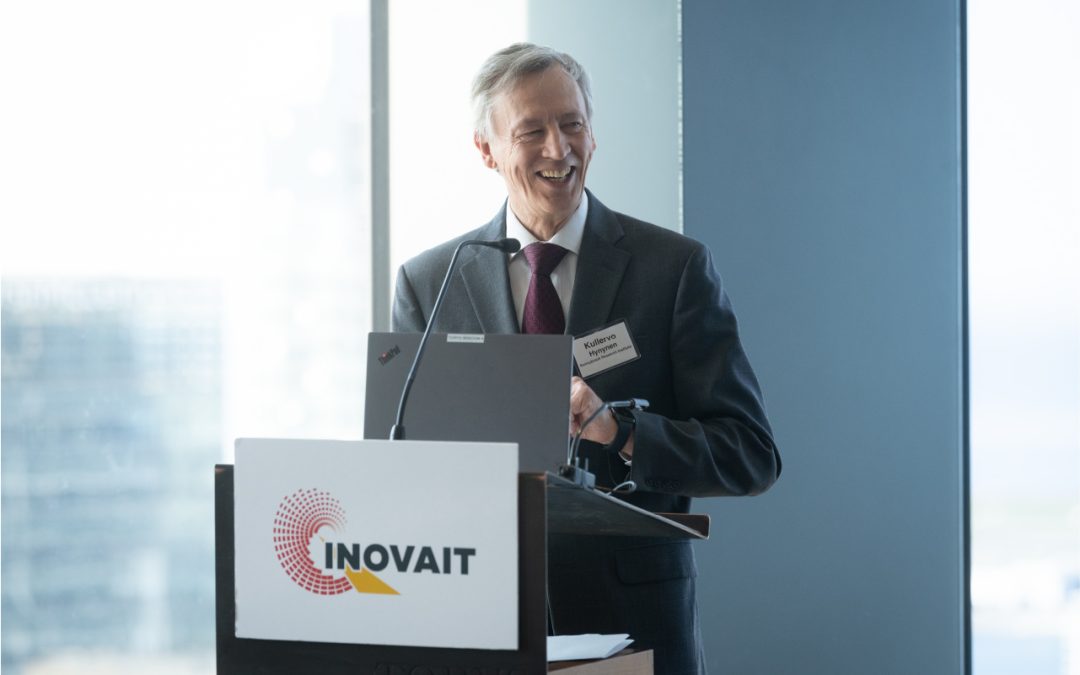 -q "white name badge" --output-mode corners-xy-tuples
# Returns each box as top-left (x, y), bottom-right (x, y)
(573, 321), (641, 379)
